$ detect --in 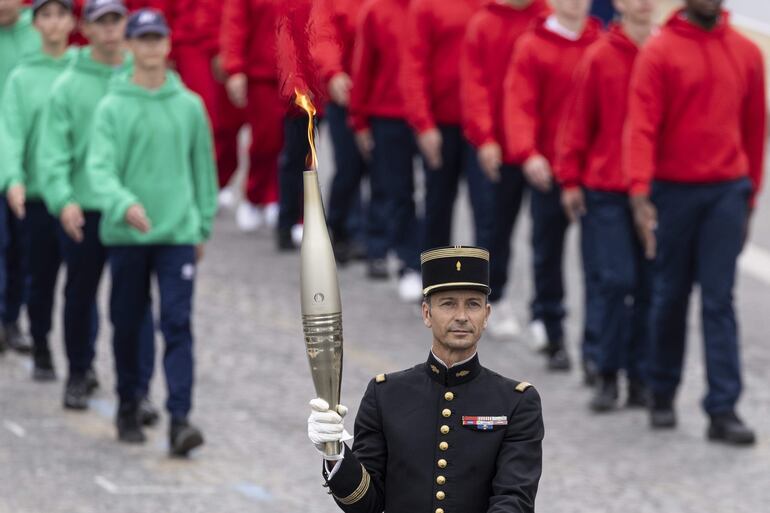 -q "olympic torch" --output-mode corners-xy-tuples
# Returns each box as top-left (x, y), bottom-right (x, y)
(297, 92), (343, 458)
